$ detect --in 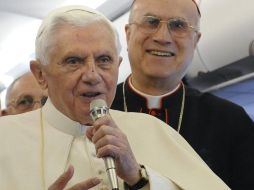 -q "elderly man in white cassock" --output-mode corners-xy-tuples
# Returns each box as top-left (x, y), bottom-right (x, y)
(0, 5), (229, 190)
